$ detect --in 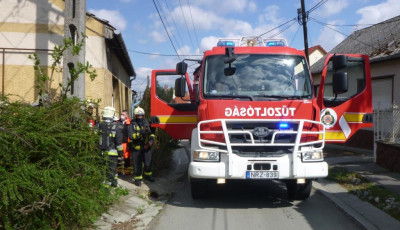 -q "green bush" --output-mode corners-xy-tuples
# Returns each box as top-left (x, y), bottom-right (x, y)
(0, 98), (119, 229)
